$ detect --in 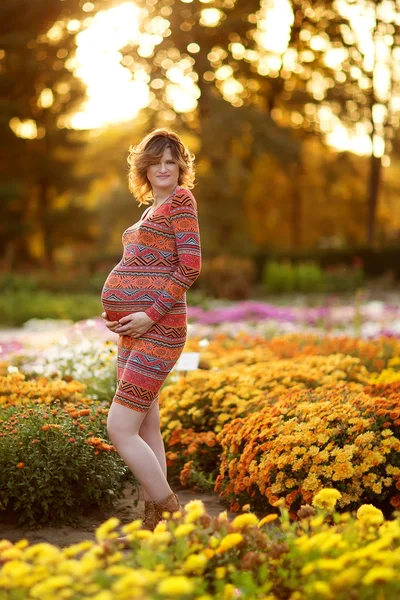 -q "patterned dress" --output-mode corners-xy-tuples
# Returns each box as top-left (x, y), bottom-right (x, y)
(101, 186), (201, 412)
